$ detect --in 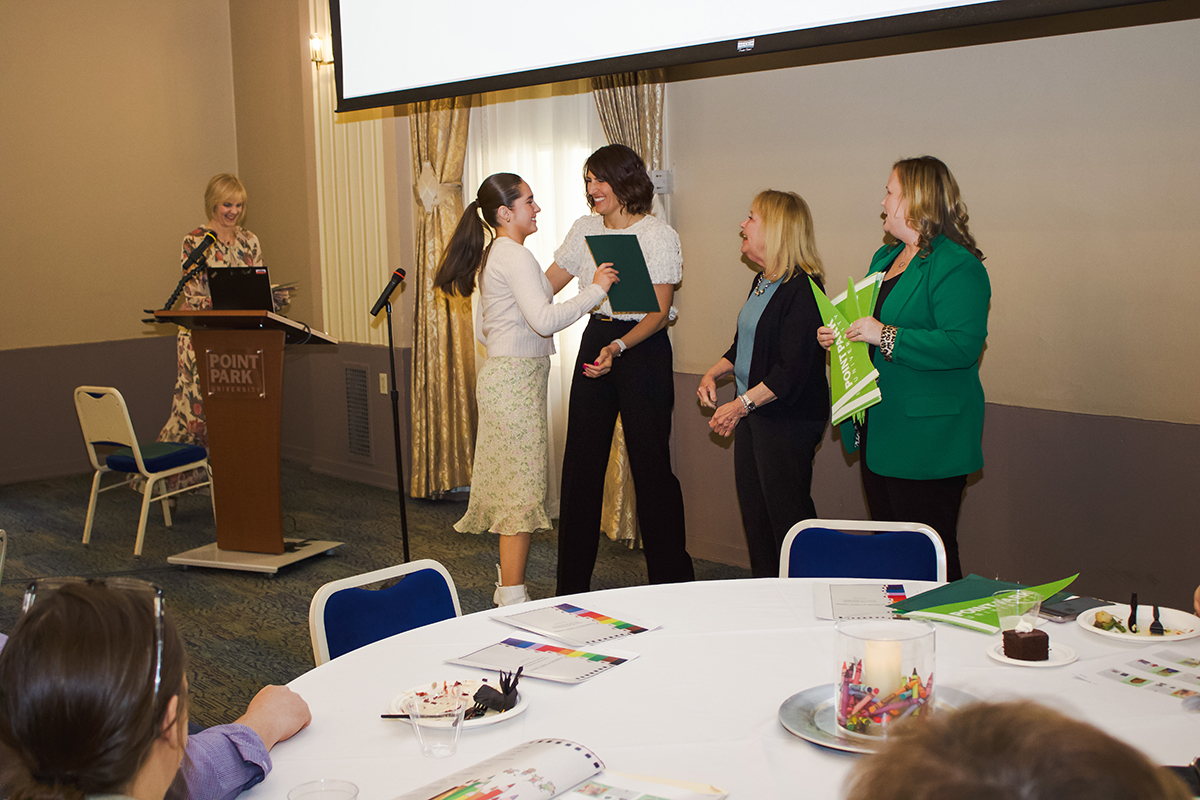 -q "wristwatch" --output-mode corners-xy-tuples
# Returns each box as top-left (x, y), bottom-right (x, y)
(610, 339), (627, 357)
(739, 394), (756, 413)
